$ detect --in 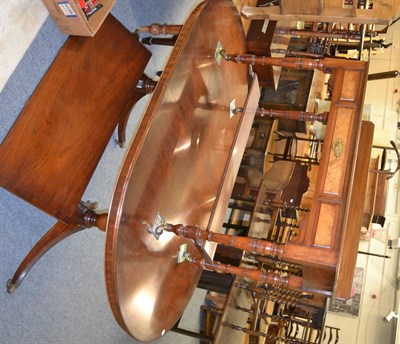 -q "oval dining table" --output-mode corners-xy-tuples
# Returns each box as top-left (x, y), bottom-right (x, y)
(104, 0), (259, 341)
